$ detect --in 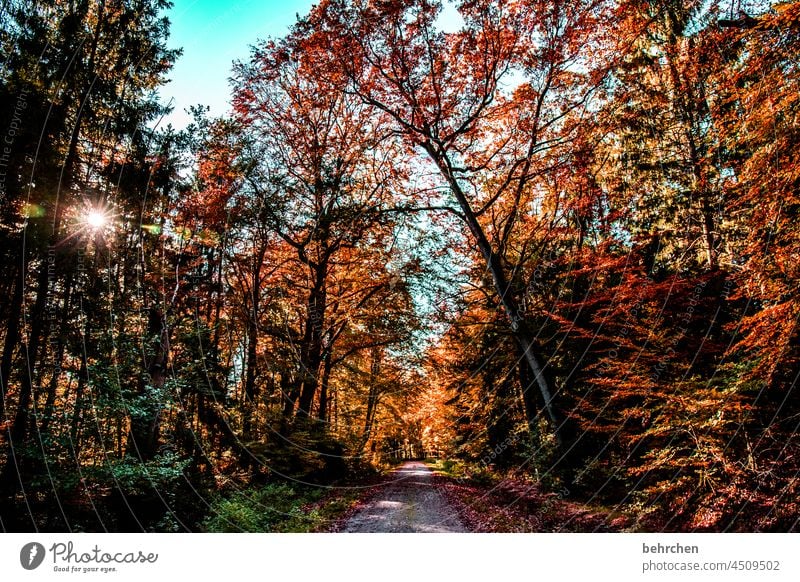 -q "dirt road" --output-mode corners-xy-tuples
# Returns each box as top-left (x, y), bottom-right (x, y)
(343, 461), (467, 533)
